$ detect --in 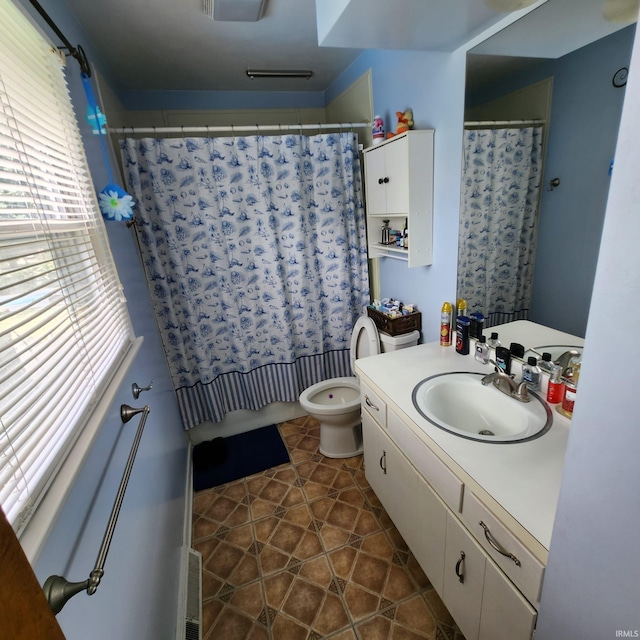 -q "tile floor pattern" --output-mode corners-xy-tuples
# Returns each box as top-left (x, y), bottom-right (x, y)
(192, 416), (466, 640)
